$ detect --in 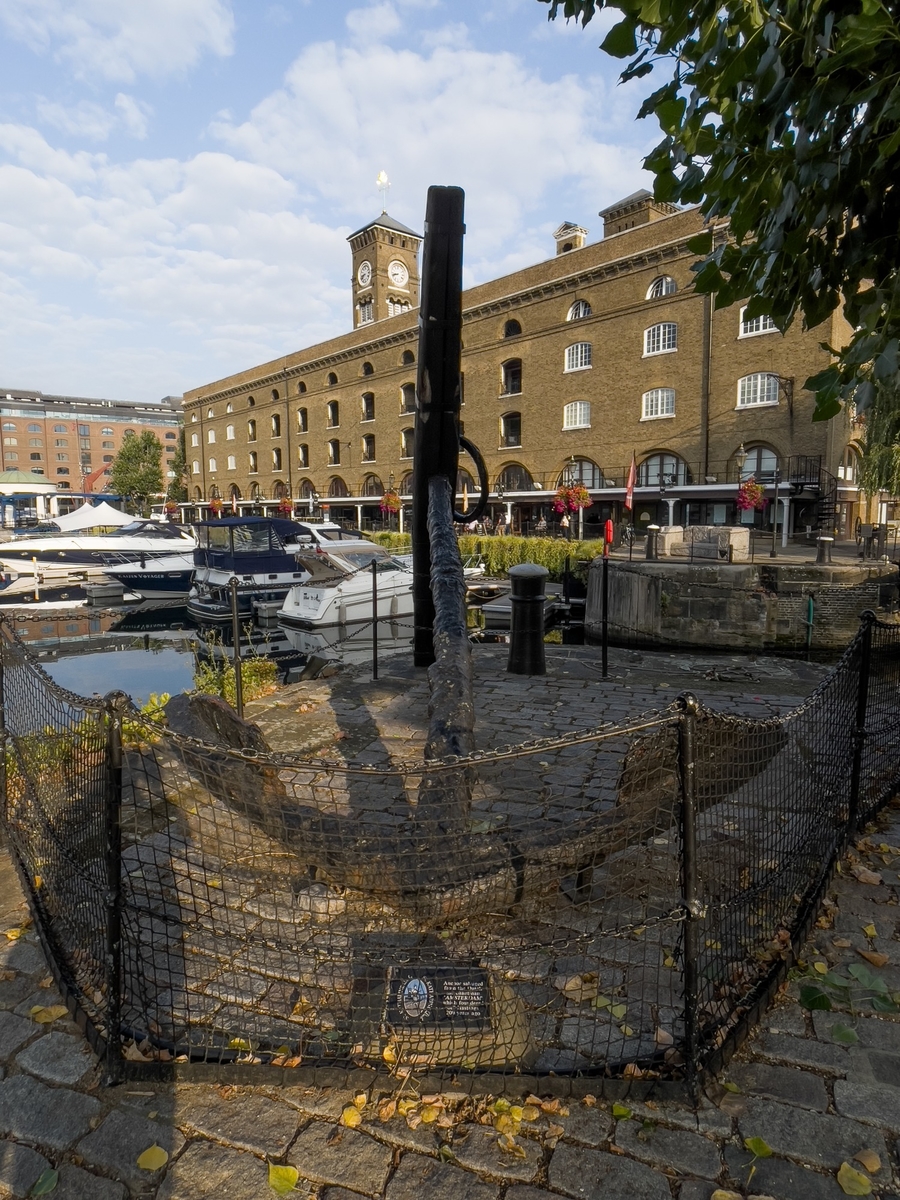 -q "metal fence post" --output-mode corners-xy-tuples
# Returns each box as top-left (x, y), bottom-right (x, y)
(0, 617), (6, 817)
(848, 610), (875, 838)
(677, 691), (702, 1097)
(229, 577), (244, 718)
(371, 559), (379, 681)
(104, 692), (126, 1086)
